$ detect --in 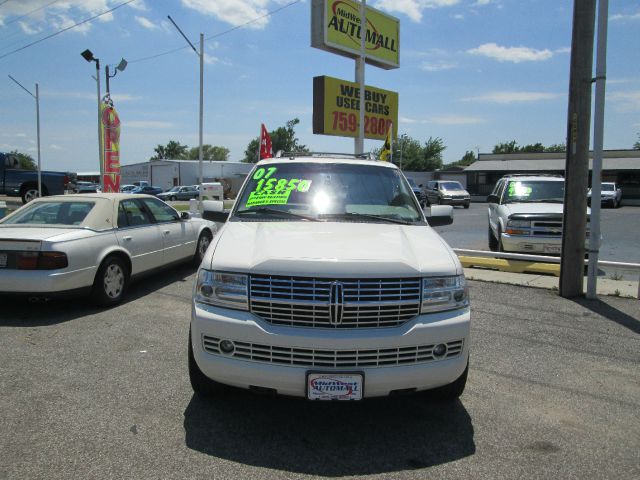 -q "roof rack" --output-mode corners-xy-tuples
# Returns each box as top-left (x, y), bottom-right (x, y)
(275, 151), (376, 160)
